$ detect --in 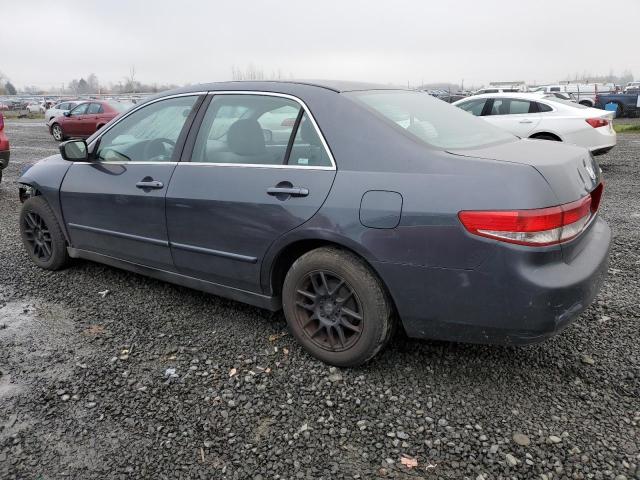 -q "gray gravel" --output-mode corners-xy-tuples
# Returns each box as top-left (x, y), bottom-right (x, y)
(1, 119), (639, 479)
